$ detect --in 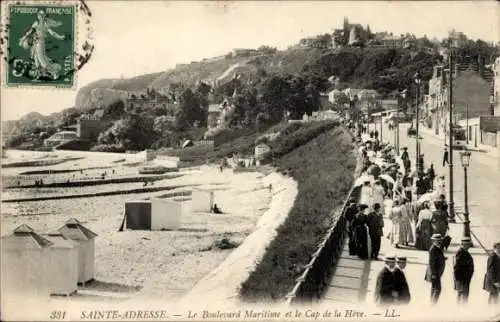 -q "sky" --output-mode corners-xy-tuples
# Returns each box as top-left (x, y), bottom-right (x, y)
(1, 0), (499, 121)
